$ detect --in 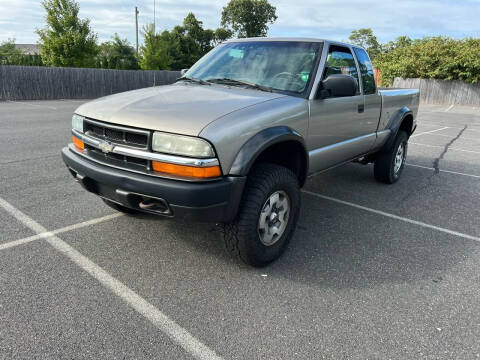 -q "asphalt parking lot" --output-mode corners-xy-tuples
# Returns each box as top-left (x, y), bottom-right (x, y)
(1, 99), (479, 359)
